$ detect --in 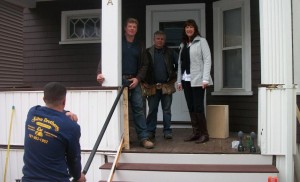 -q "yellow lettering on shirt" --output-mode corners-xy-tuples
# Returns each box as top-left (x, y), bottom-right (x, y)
(43, 118), (59, 131)
(28, 115), (62, 145)
(29, 133), (48, 144)
(36, 122), (51, 129)
(44, 131), (57, 138)
(31, 116), (43, 122)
